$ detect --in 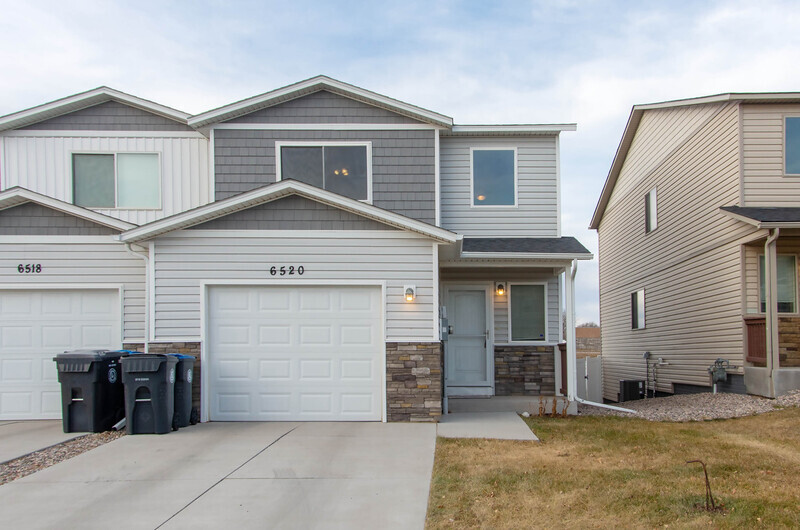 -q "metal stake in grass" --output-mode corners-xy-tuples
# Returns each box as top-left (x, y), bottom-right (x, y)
(686, 459), (717, 511)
